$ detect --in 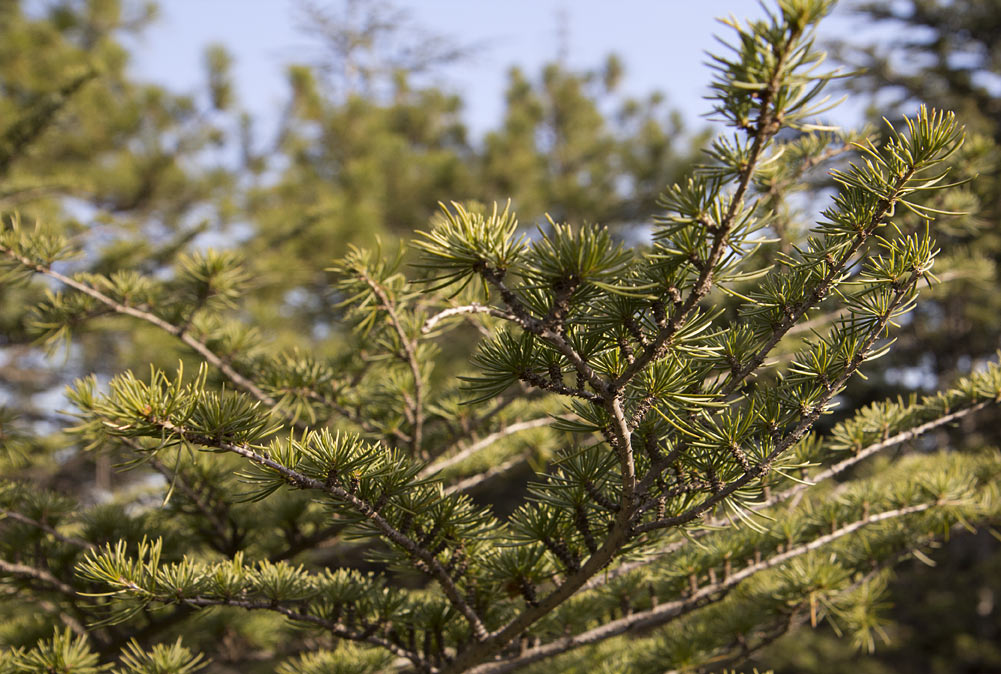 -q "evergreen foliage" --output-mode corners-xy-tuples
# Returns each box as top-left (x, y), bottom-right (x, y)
(748, 1), (1001, 670)
(2, 1), (1000, 672)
